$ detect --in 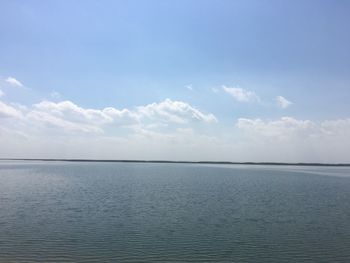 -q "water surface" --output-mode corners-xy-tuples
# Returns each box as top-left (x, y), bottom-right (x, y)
(1, 161), (350, 262)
